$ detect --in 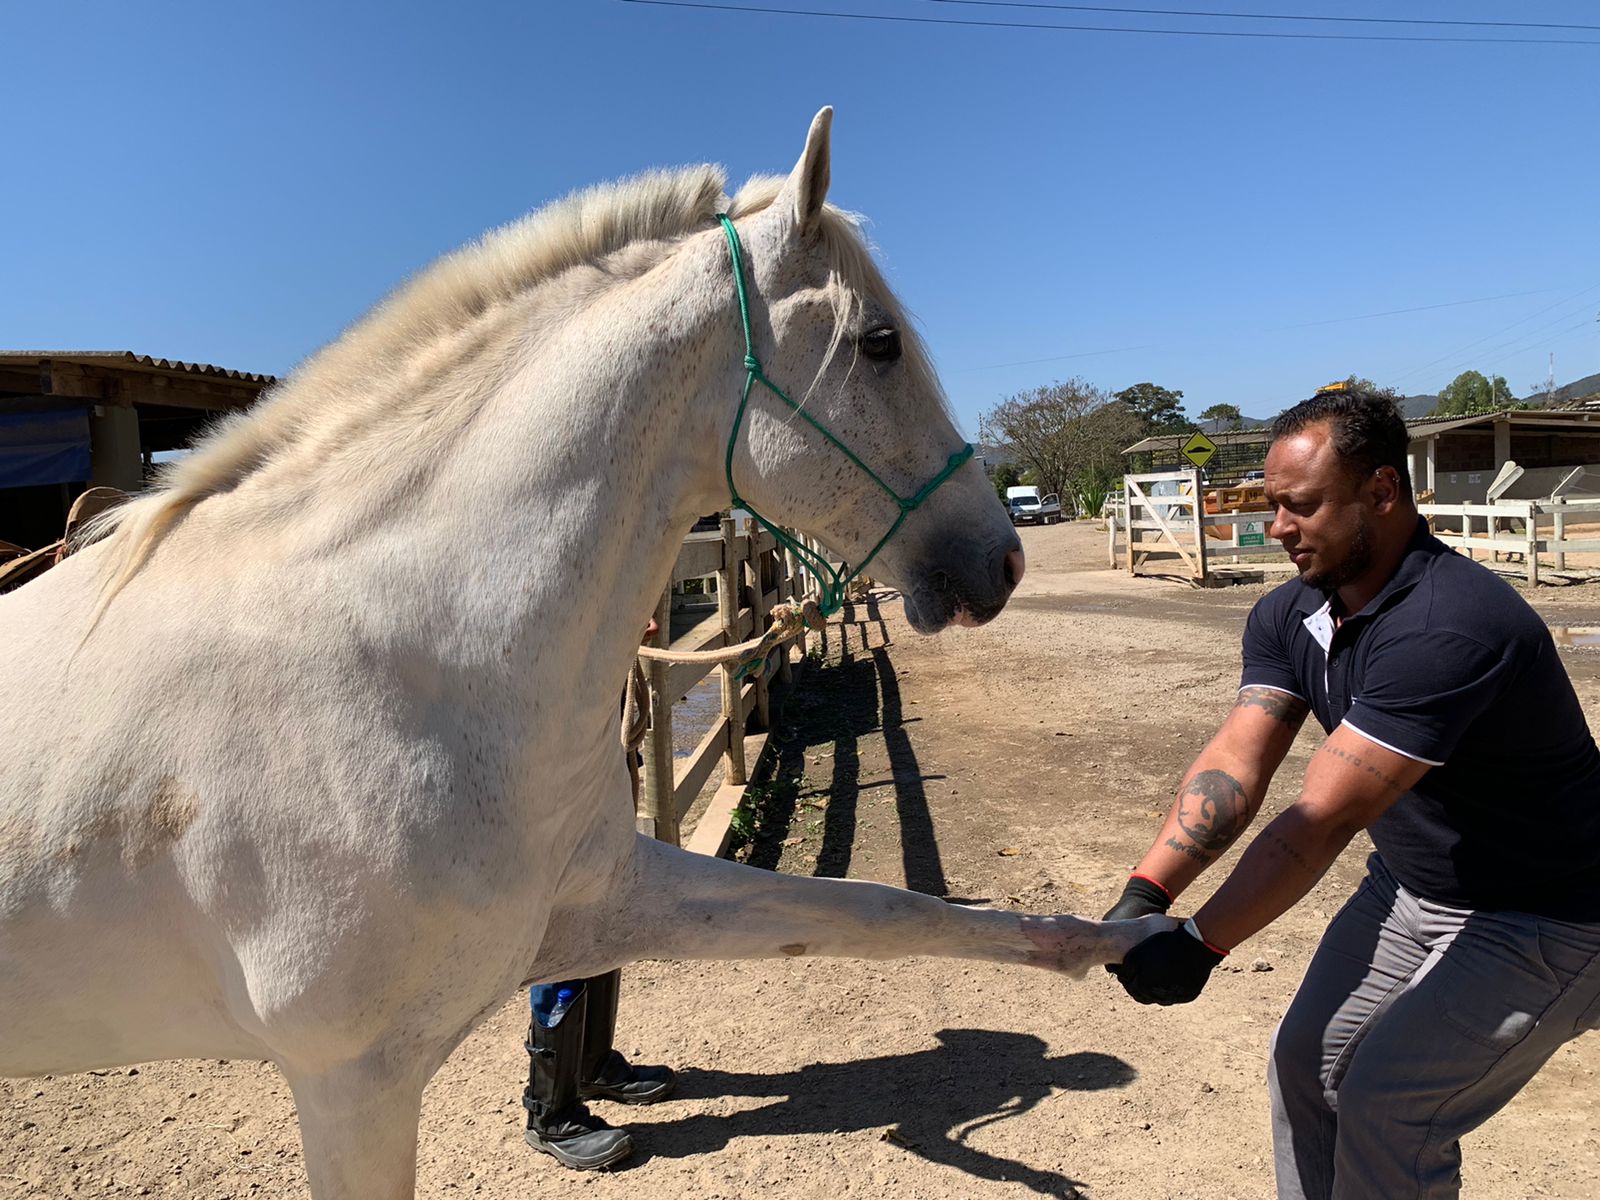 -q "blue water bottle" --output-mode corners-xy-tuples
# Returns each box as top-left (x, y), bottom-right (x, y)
(530, 984), (579, 1030)
(549, 986), (576, 1026)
